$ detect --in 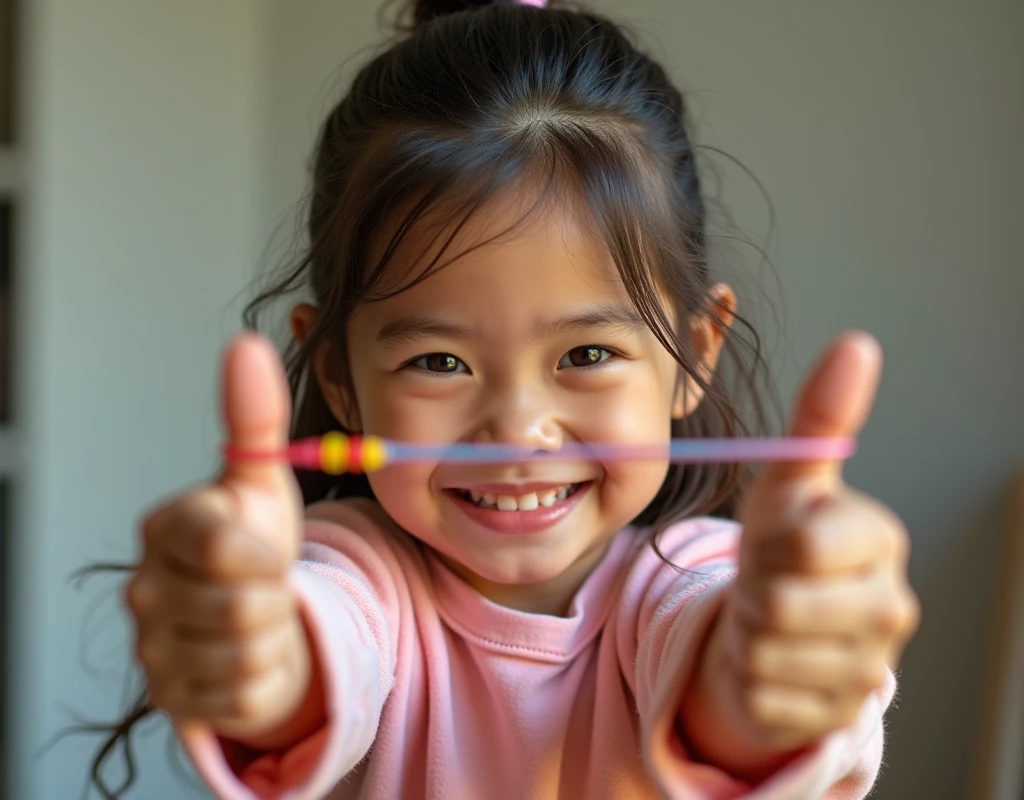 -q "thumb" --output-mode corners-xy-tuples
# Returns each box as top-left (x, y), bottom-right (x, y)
(762, 330), (883, 490)
(220, 333), (293, 489)
(218, 333), (302, 559)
